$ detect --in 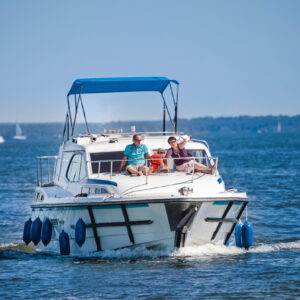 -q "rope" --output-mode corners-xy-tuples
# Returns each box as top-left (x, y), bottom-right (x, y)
(80, 95), (91, 135)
